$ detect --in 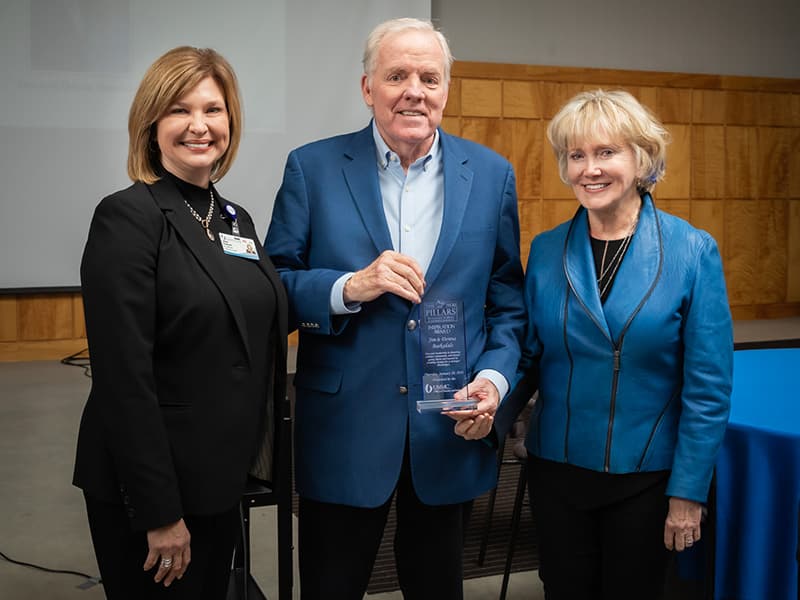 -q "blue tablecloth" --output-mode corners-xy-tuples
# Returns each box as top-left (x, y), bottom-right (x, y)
(715, 348), (800, 599)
